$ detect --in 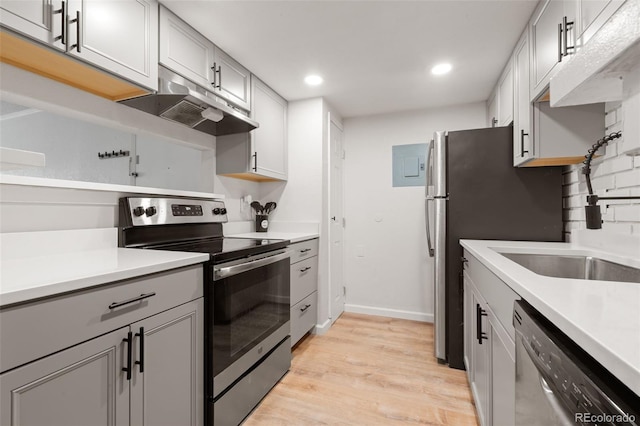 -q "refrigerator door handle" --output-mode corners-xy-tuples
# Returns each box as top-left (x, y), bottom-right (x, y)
(425, 139), (434, 197)
(425, 198), (434, 257)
